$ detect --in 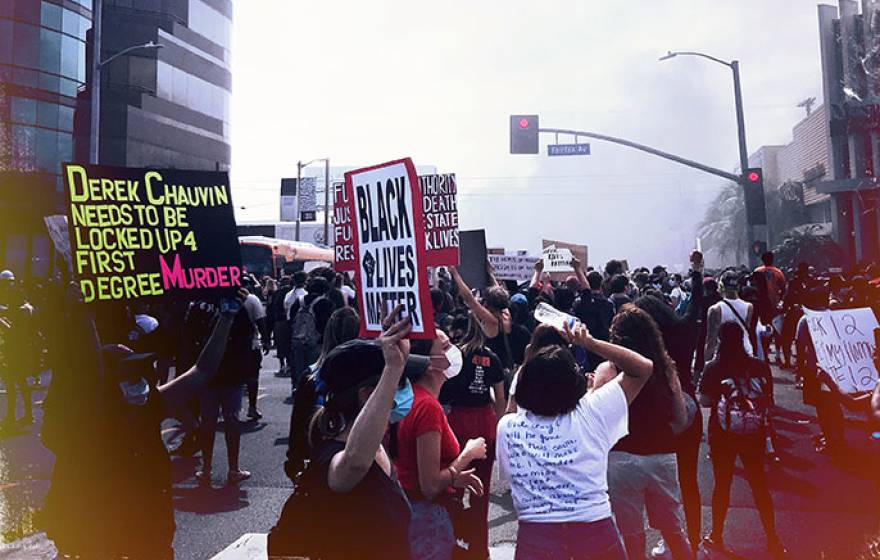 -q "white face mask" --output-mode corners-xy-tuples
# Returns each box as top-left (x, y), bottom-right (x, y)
(119, 378), (150, 407)
(442, 345), (463, 379)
